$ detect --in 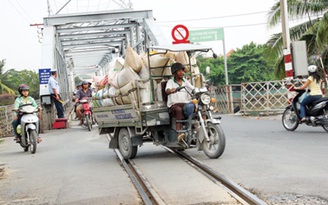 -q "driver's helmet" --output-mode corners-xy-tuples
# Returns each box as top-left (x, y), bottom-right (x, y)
(18, 84), (29, 95)
(82, 81), (92, 87)
(171, 62), (185, 74)
(308, 65), (317, 73)
(77, 82), (83, 87)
